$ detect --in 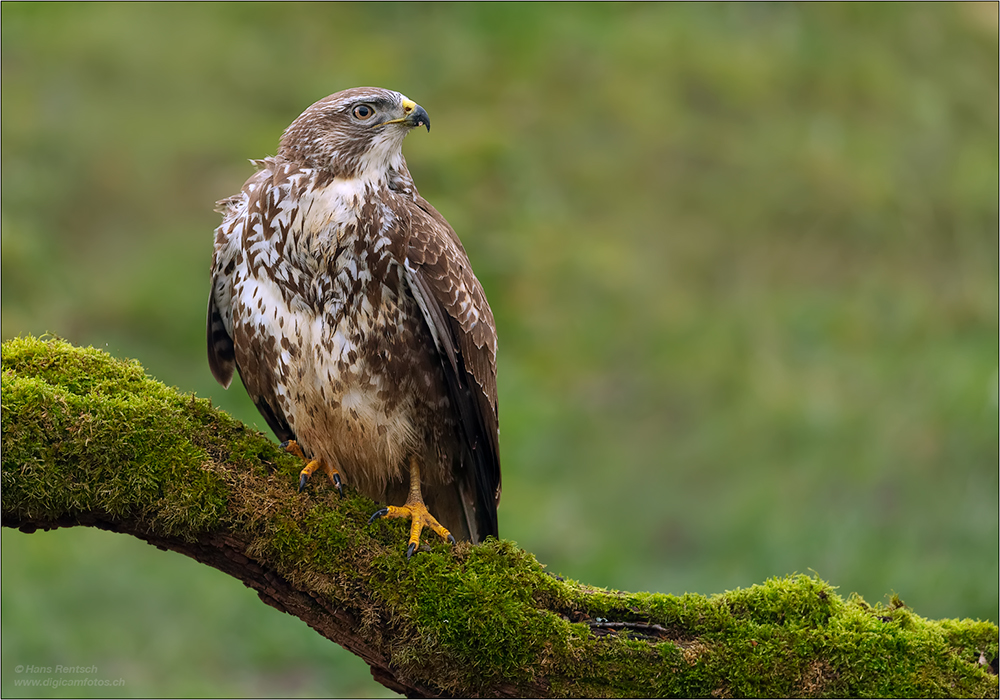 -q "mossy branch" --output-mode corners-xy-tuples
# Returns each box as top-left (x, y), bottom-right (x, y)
(2, 336), (997, 698)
